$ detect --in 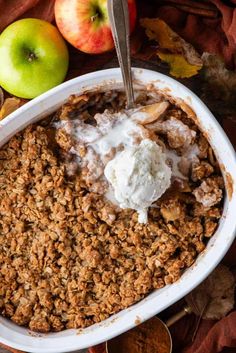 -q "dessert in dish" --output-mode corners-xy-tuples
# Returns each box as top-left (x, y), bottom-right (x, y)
(0, 88), (224, 332)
